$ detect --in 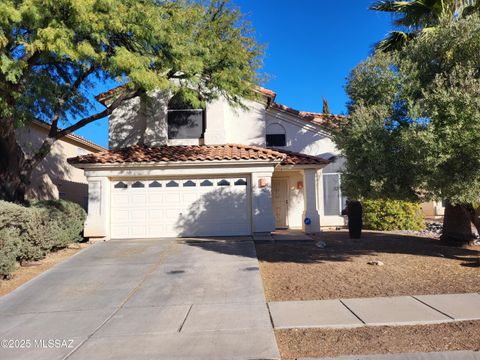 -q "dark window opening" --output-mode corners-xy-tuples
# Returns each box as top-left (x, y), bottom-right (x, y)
(200, 180), (213, 187)
(114, 182), (128, 189)
(166, 180), (179, 188)
(167, 92), (205, 140)
(183, 180), (196, 187)
(266, 134), (286, 147)
(149, 181), (162, 188)
(132, 181), (145, 188)
(217, 179), (230, 186)
(234, 179), (247, 186)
